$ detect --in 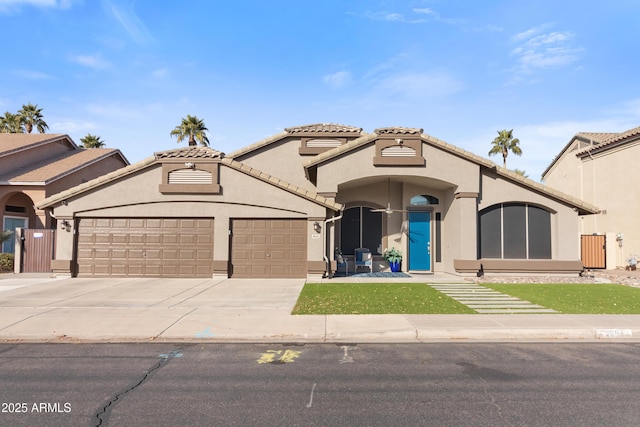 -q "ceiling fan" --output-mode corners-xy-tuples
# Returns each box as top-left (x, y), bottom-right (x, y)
(370, 178), (408, 216)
